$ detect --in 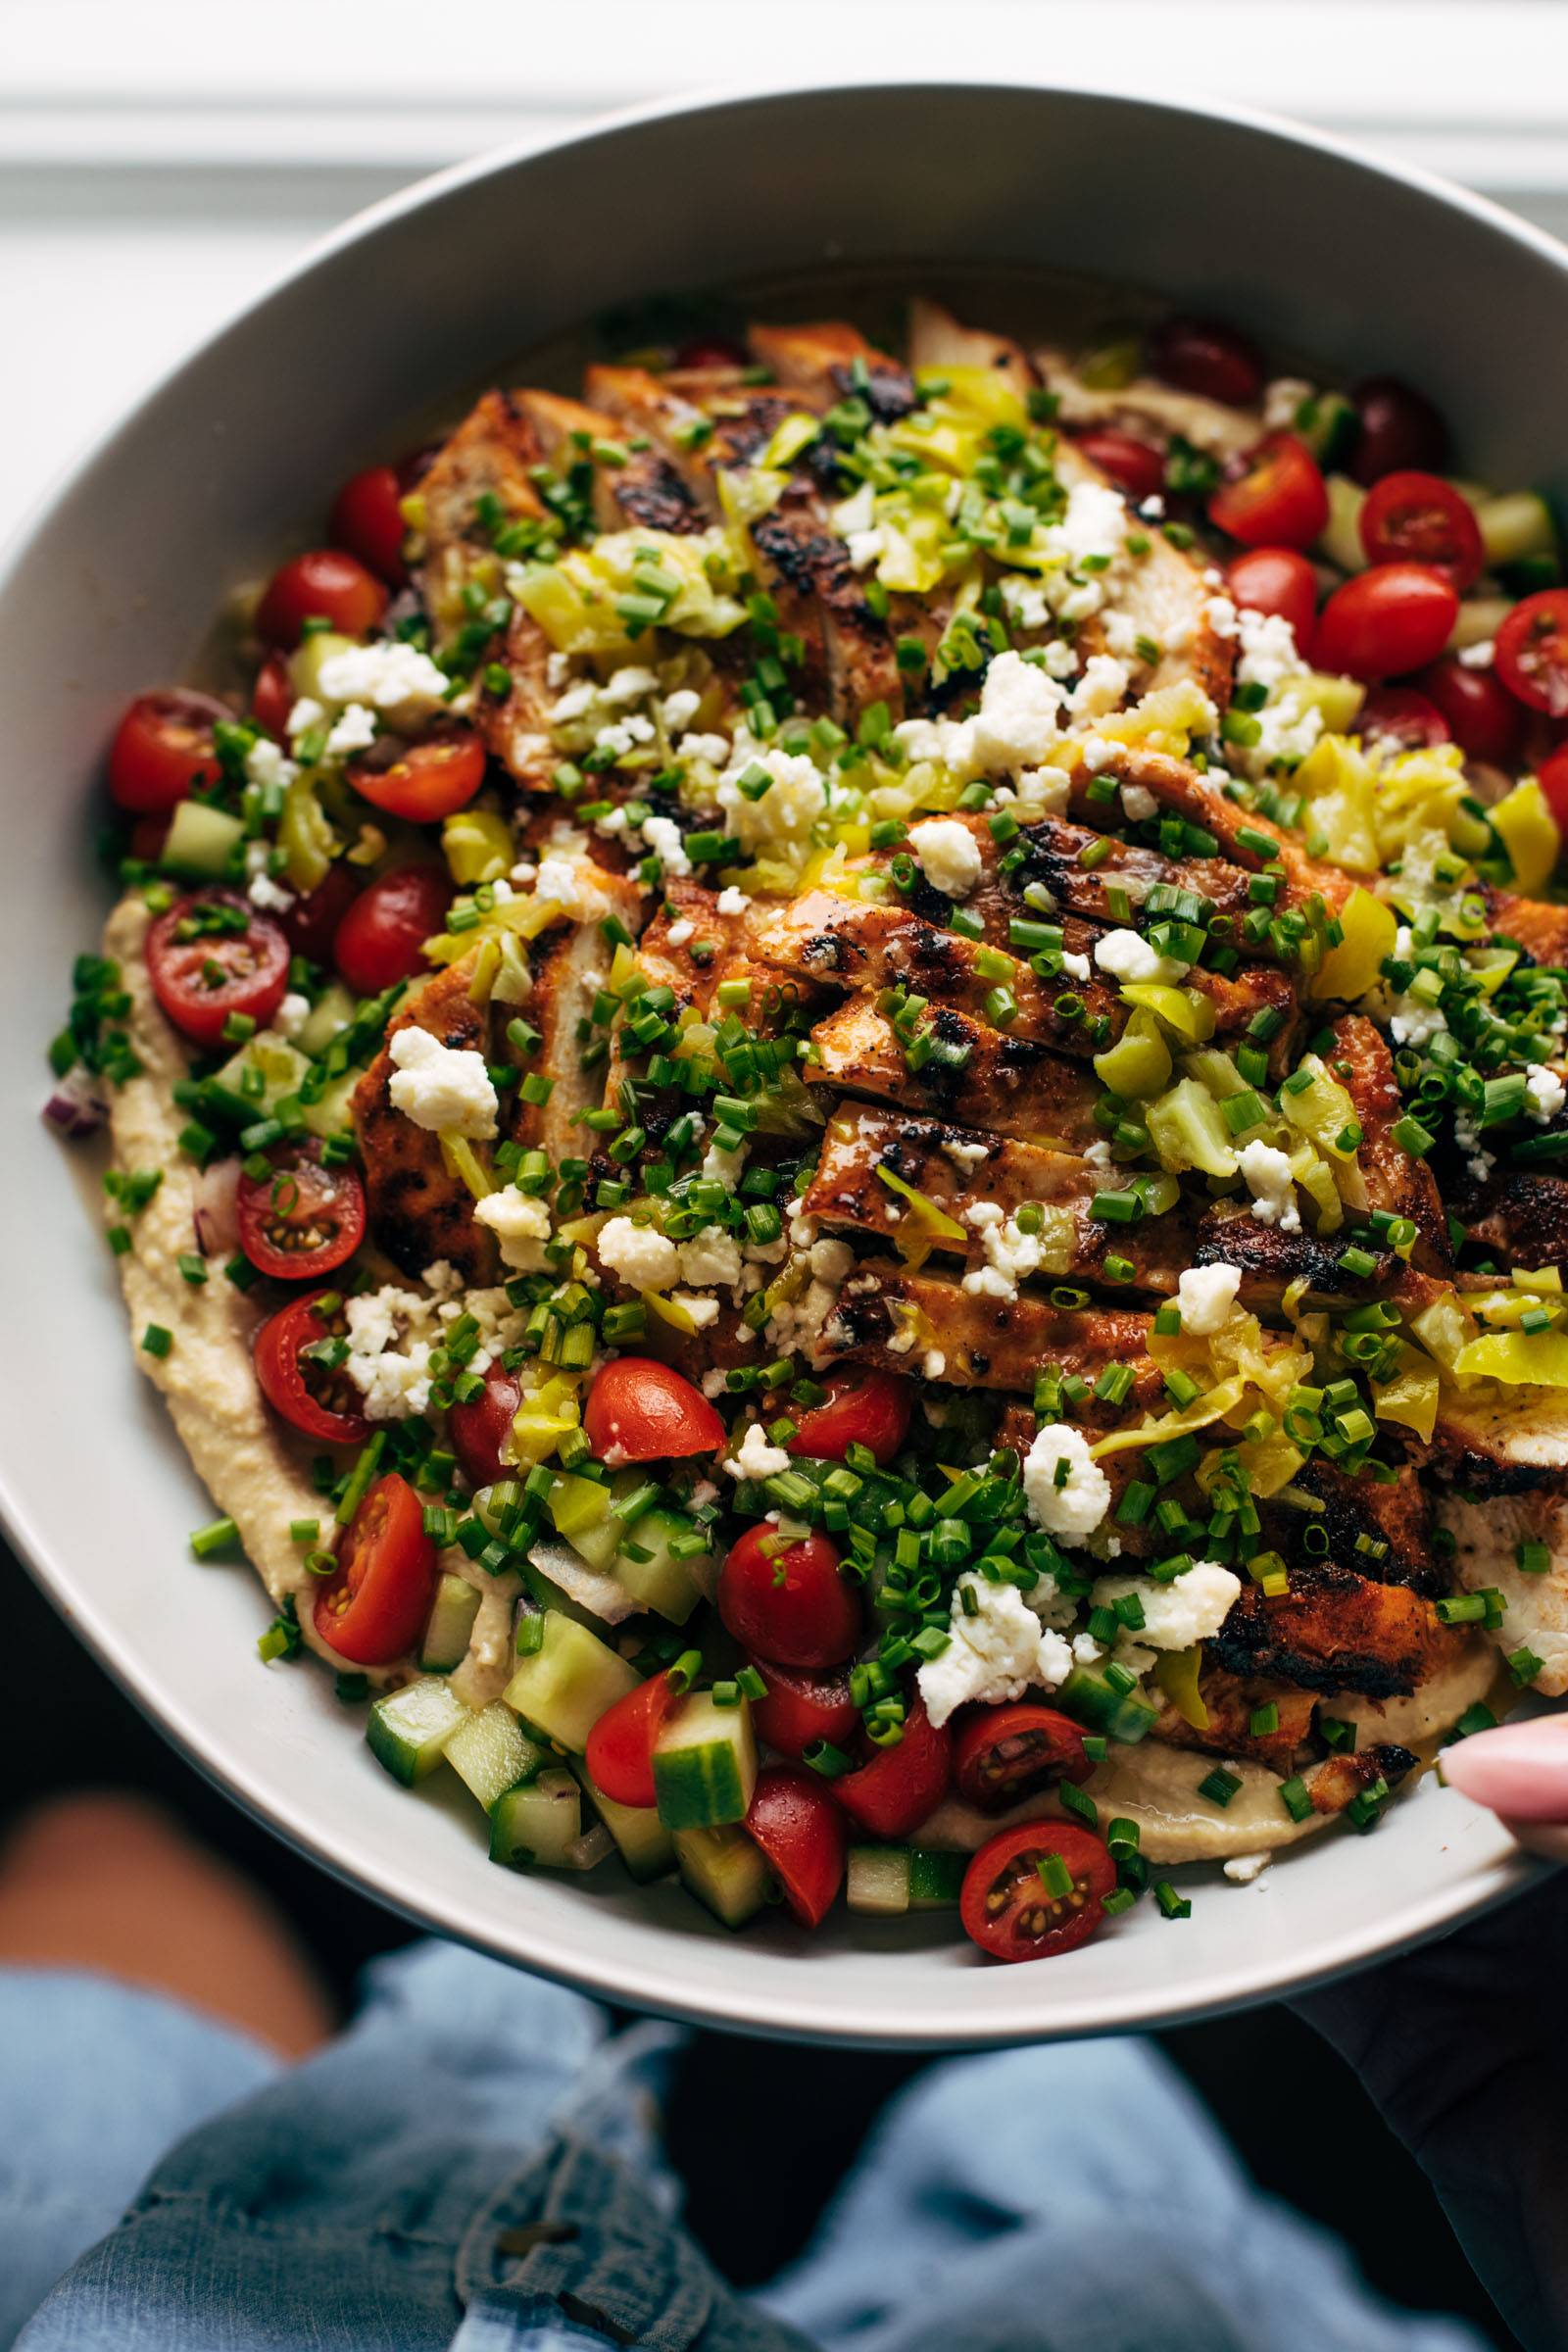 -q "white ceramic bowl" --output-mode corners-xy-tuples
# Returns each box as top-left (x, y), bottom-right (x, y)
(0, 80), (1553, 2045)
